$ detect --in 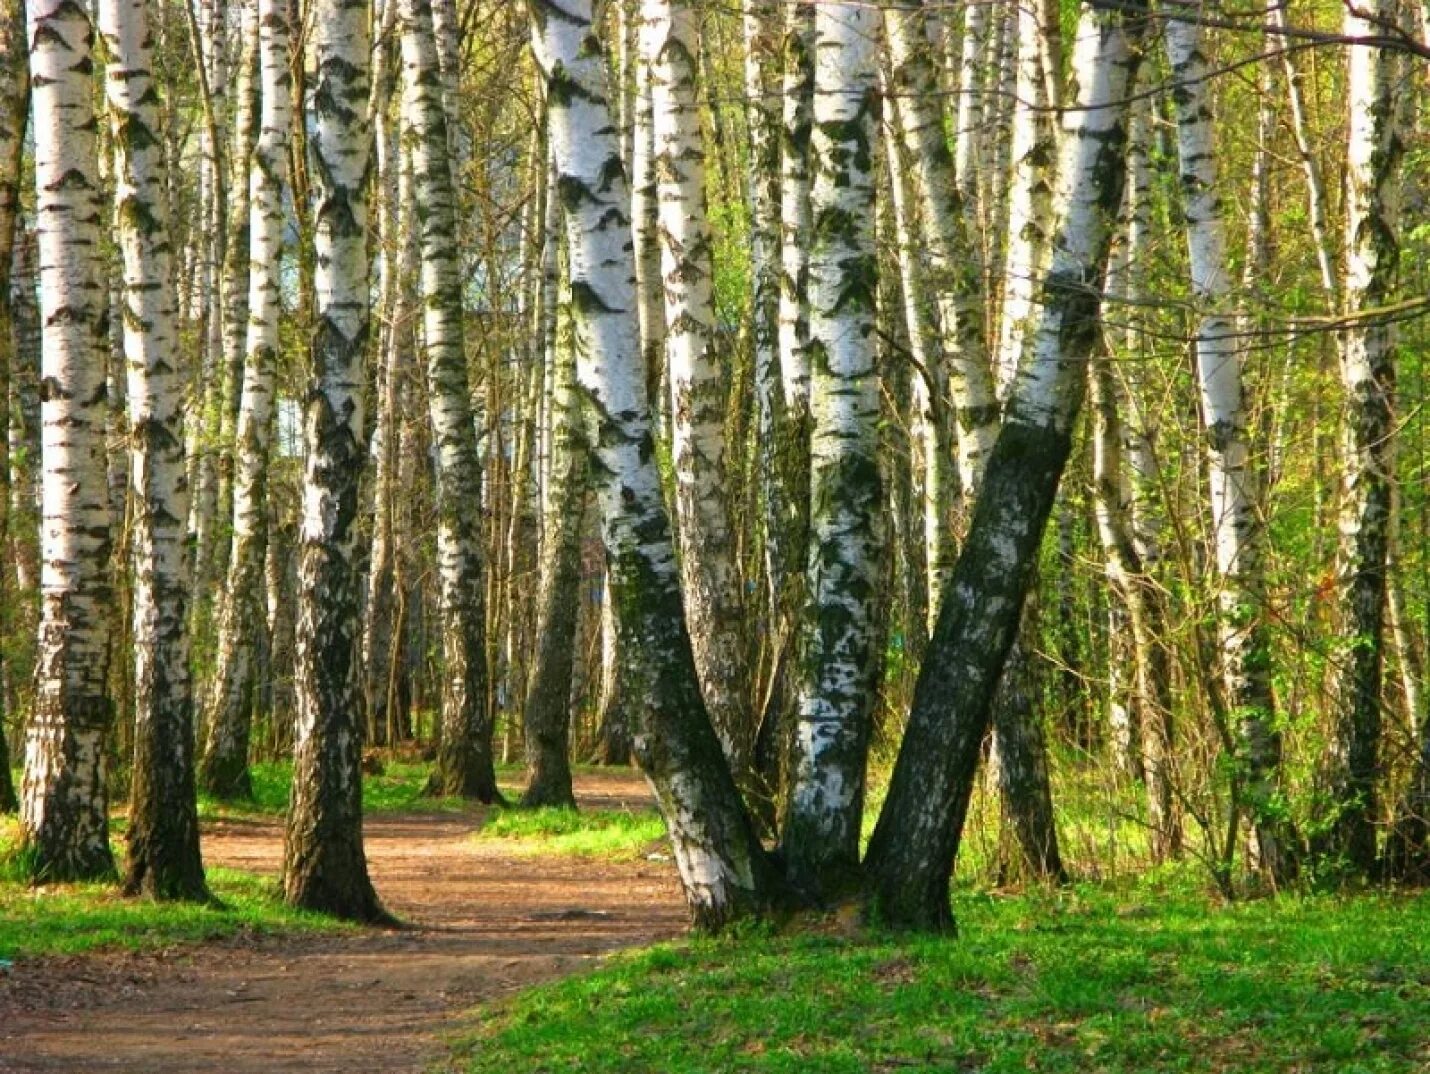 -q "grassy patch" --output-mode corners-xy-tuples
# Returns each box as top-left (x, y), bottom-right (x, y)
(476, 807), (667, 860)
(452, 883), (1430, 1073)
(195, 757), (506, 819)
(0, 816), (347, 960)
